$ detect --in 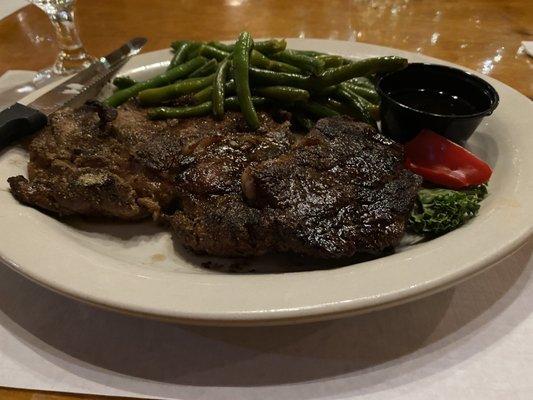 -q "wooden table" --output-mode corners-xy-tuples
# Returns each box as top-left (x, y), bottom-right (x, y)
(0, 0), (531, 399)
(0, 0), (531, 98)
